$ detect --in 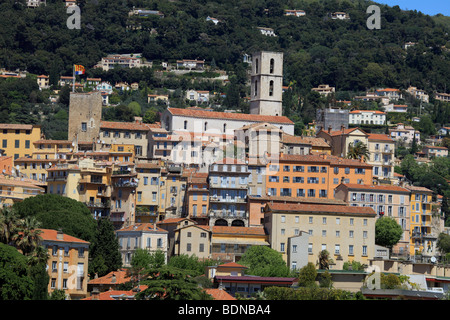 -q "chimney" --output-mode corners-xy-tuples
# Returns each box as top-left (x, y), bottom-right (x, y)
(341, 125), (345, 133)
(111, 273), (116, 284)
(91, 287), (100, 300)
(328, 126), (332, 134)
(56, 229), (64, 240)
